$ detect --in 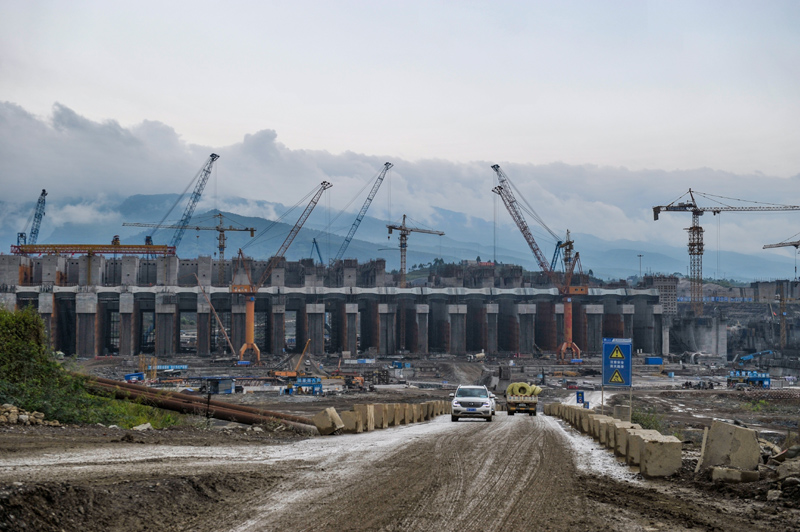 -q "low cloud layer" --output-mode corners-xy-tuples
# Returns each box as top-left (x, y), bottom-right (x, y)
(2, 101), (799, 260)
